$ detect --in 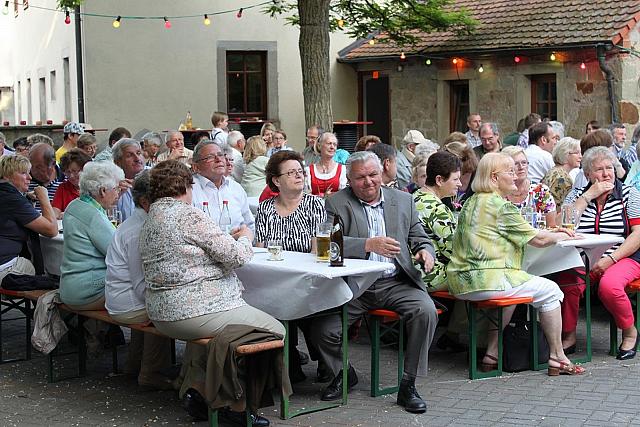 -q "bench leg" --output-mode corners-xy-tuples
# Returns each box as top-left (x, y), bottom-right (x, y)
(609, 316), (618, 356)
(25, 299), (32, 360)
(208, 408), (218, 427)
(467, 303), (478, 380)
(370, 315), (381, 396)
(171, 339), (176, 365)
